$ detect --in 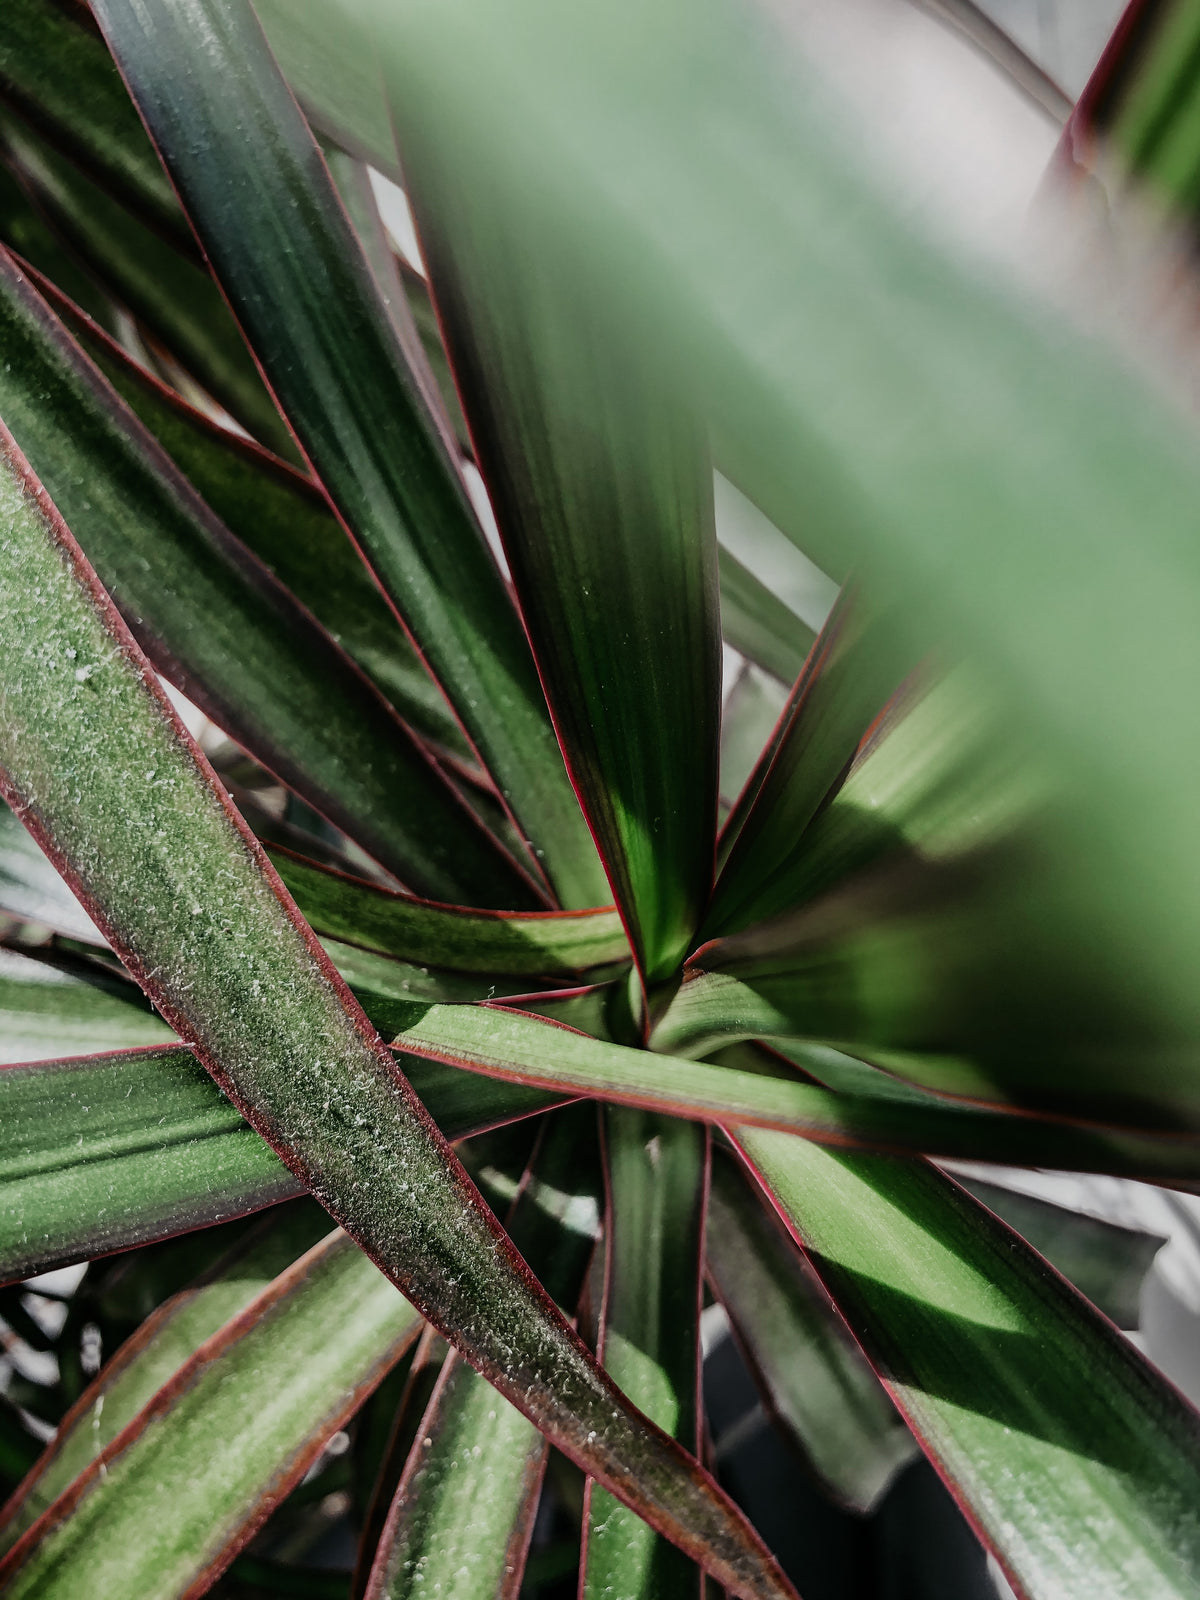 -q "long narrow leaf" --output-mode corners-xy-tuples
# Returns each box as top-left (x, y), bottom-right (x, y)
(706, 587), (913, 933)
(707, 1145), (916, 1513)
(0, 1044), (562, 1284)
(0, 1199), (332, 1550)
(717, 547), (814, 688)
(0, 1229), (424, 1597)
(92, 0), (606, 909)
(0, 248), (531, 904)
(388, 1000), (1200, 1182)
(394, 80), (723, 983)
(0, 0), (189, 252)
(583, 1110), (706, 1600)
(0, 943), (172, 1062)
(736, 1129), (1200, 1599)
(271, 848), (628, 979)
(0, 428), (790, 1599)
(365, 1106), (601, 1600)
(33, 263), (473, 765)
(1, 114), (294, 457)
